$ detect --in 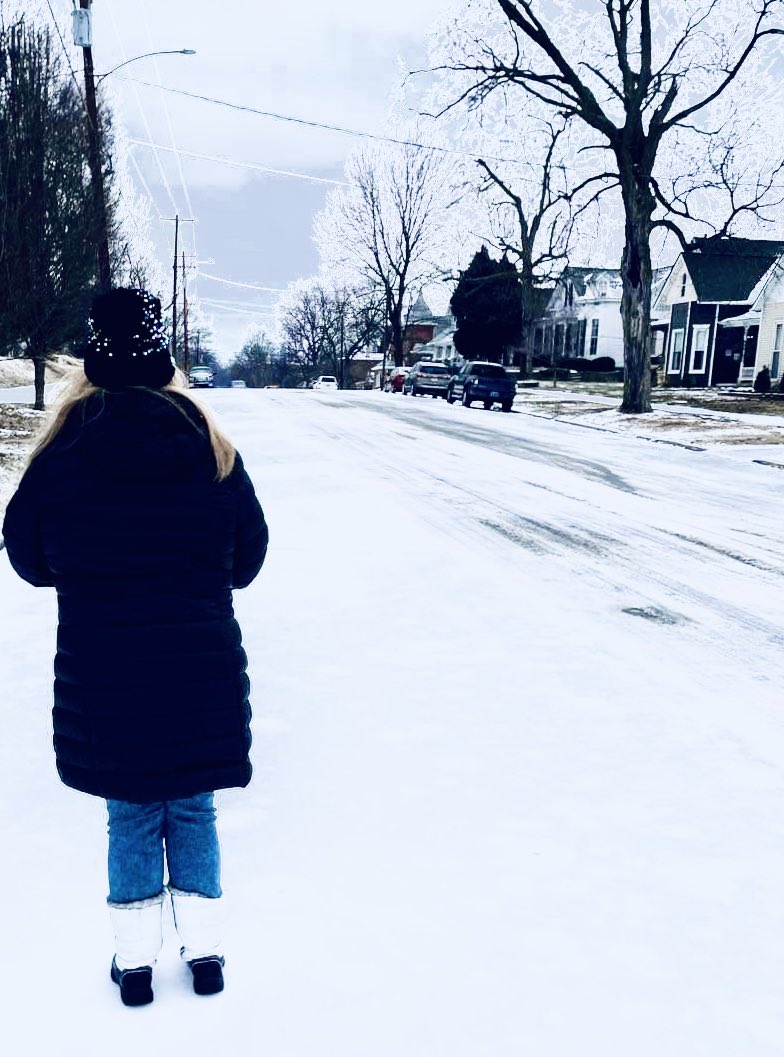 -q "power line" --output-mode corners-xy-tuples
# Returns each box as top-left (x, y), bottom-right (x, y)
(139, 0), (197, 261)
(198, 273), (285, 293)
(199, 298), (276, 316)
(127, 150), (165, 221)
(106, 4), (181, 217)
(128, 139), (347, 186)
(123, 77), (518, 164)
(43, 0), (85, 105)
